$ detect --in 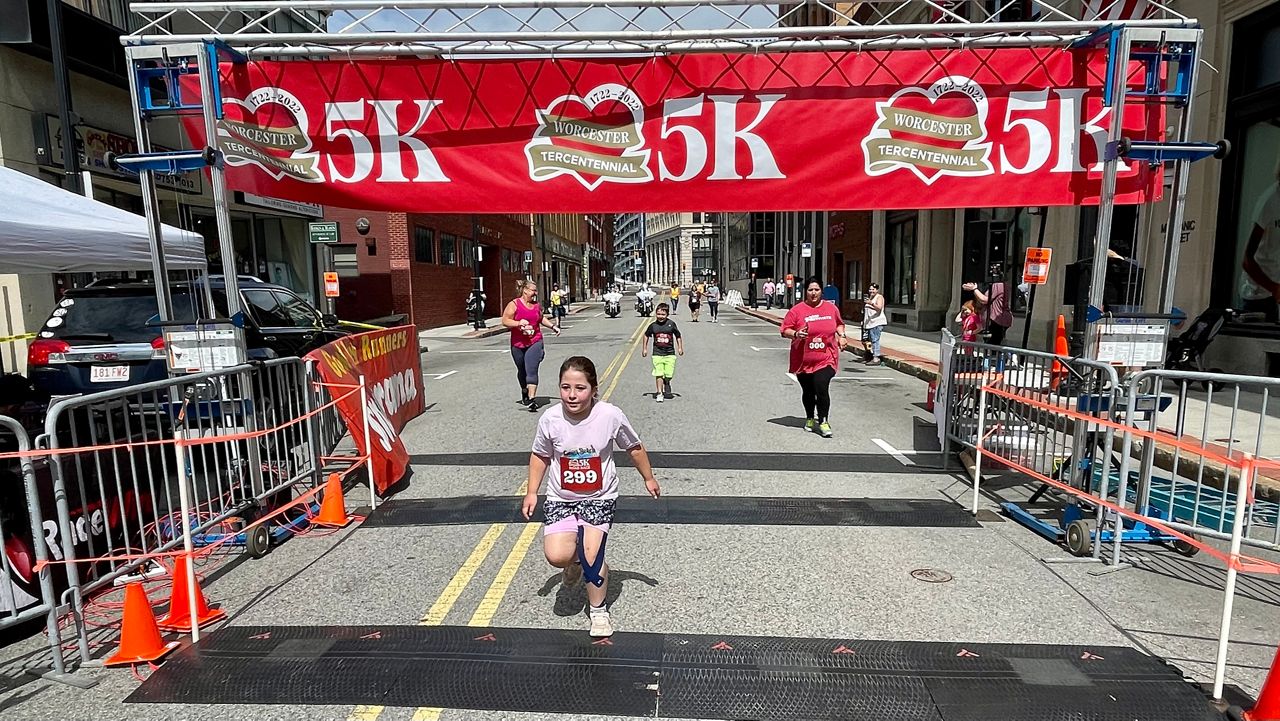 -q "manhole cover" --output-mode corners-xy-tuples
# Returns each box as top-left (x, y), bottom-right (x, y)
(910, 568), (953, 583)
